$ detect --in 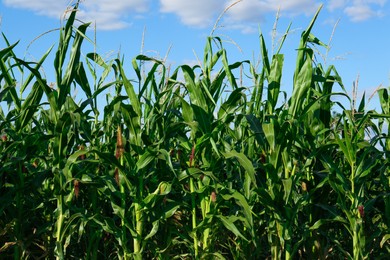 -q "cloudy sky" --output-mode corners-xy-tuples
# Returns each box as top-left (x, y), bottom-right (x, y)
(0, 0), (389, 110)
